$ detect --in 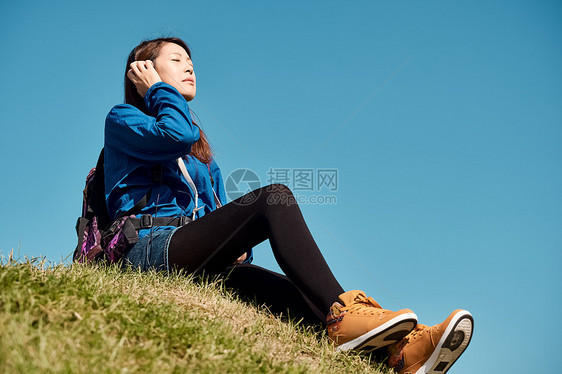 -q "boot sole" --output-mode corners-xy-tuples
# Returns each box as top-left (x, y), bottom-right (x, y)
(415, 310), (474, 374)
(336, 312), (418, 352)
